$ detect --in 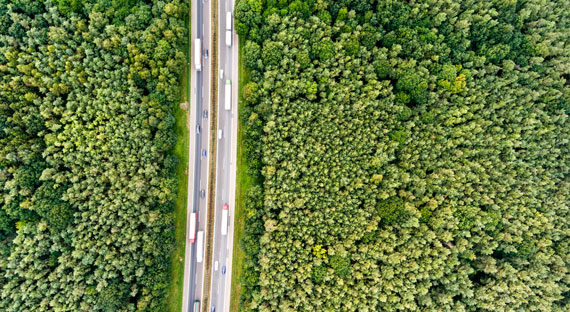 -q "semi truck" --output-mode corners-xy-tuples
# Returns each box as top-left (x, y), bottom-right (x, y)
(189, 212), (197, 243)
(221, 203), (229, 236)
(224, 80), (231, 111)
(194, 38), (201, 71)
(196, 231), (204, 263)
(225, 30), (231, 47)
(226, 12), (232, 30)
(226, 12), (232, 47)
